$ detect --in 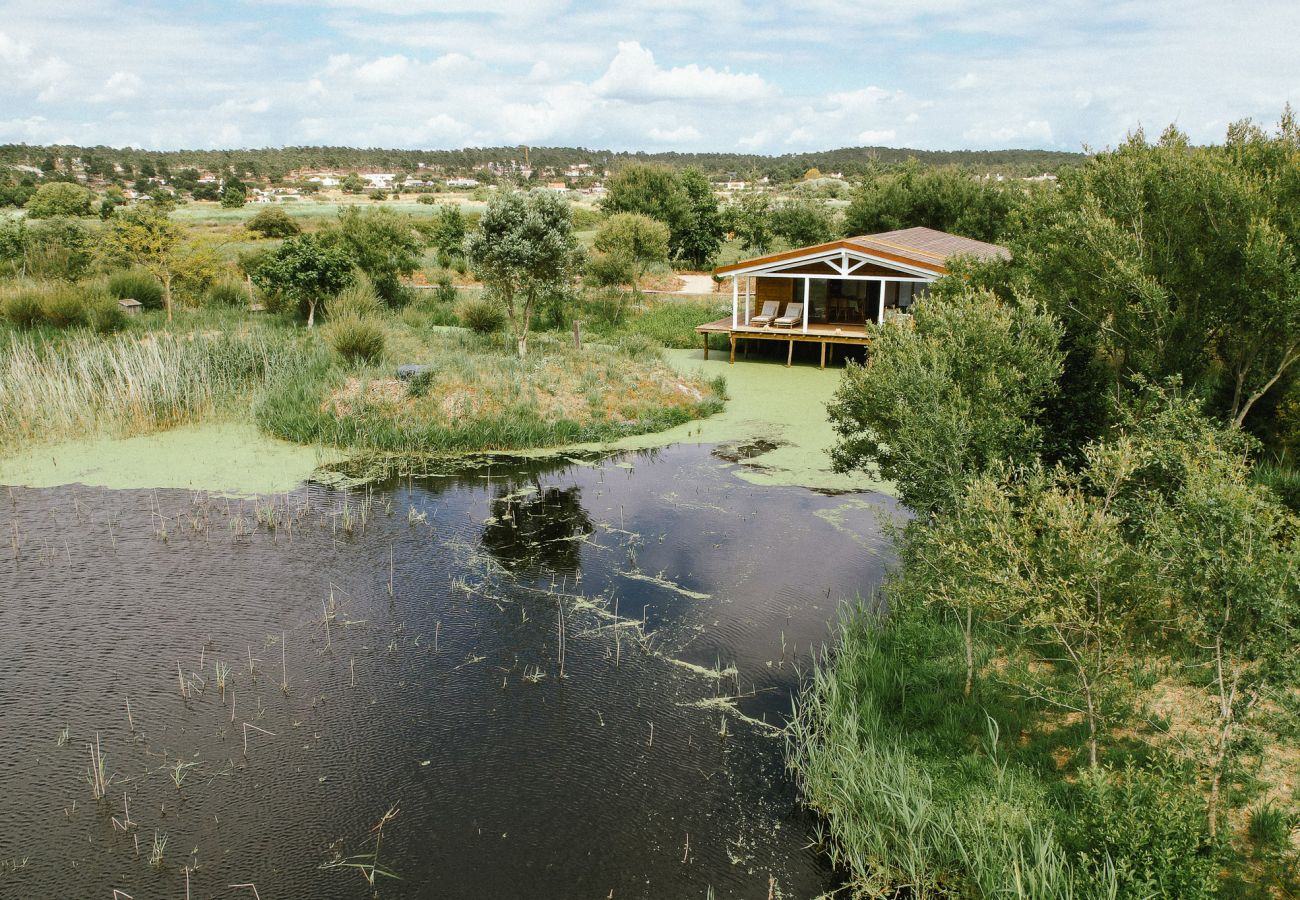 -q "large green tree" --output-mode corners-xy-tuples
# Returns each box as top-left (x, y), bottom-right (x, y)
(330, 207), (422, 303)
(828, 285), (1063, 517)
(674, 168), (725, 268)
(1009, 118), (1300, 430)
(251, 233), (355, 327)
(465, 190), (578, 357)
(99, 206), (182, 320)
(843, 164), (1016, 242)
(24, 181), (96, 218)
